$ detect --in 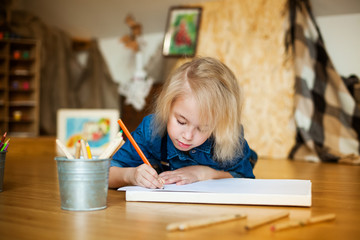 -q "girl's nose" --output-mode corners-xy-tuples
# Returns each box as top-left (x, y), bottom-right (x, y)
(183, 127), (194, 141)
